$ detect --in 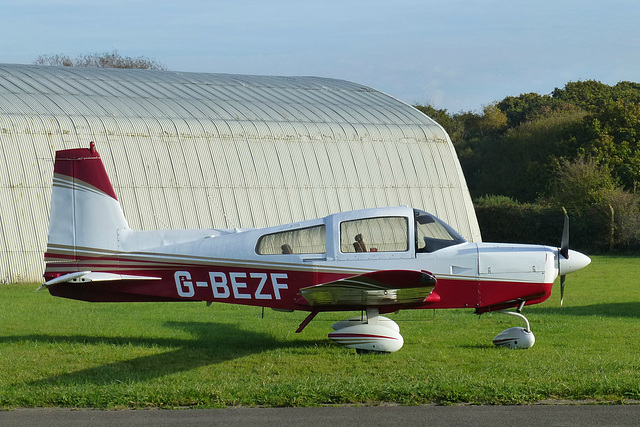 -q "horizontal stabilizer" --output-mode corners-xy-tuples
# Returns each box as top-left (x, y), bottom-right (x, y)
(38, 271), (91, 290)
(39, 271), (161, 290)
(300, 270), (436, 307)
